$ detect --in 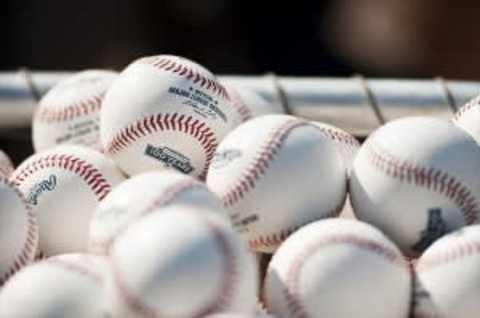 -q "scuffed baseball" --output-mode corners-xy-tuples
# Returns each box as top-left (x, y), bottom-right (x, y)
(350, 117), (480, 256)
(264, 218), (411, 318)
(101, 55), (239, 178)
(33, 70), (118, 152)
(207, 114), (347, 253)
(0, 253), (107, 318)
(453, 94), (480, 144)
(88, 170), (226, 254)
(225, 83), (285, 126)
(414, 224), (480, 318)
(0, 178), (38, 286)
(0, 150), (14, 178)
(310, 121), (360, 172)
(105, 206), (258, 318)
(10, 145), (125, 256)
